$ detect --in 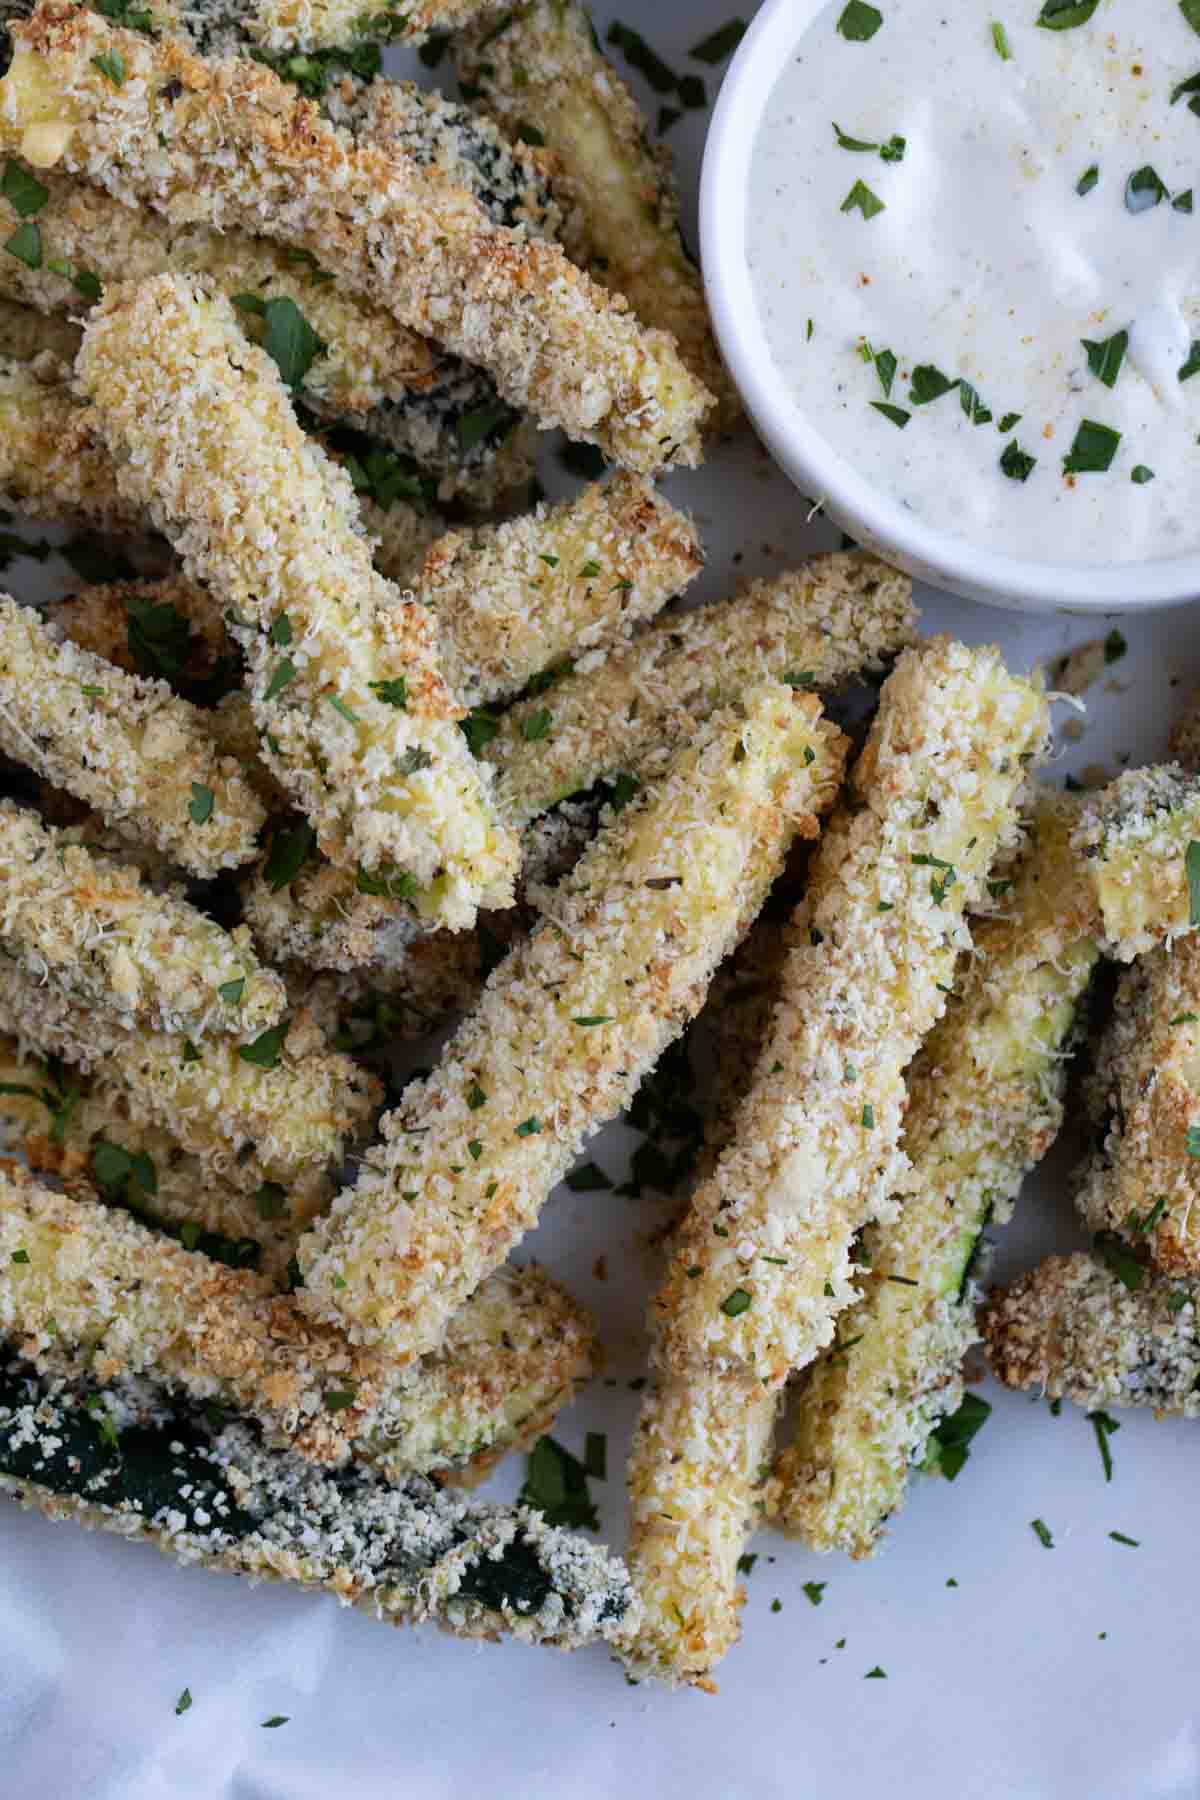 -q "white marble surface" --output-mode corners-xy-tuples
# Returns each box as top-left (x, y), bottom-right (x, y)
(1, 5), (1198, 1794)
